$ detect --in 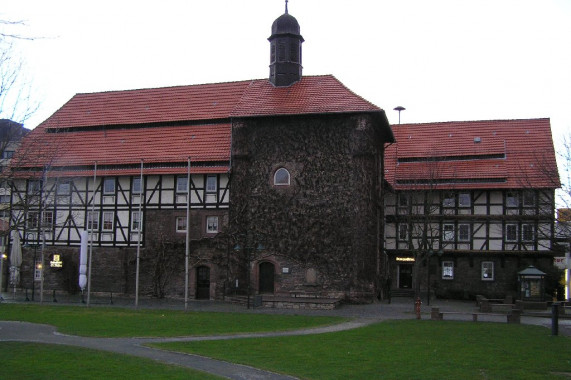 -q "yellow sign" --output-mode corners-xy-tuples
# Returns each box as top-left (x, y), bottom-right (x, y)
(396, 257), (415, 262)
(50, 254), (63, 268)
